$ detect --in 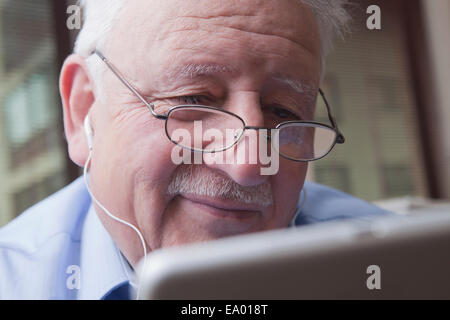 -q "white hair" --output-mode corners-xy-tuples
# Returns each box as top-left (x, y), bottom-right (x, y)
(74, 0), (350, 95)
(74, 0), (125, 97)
(301, 0), (351, 75)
